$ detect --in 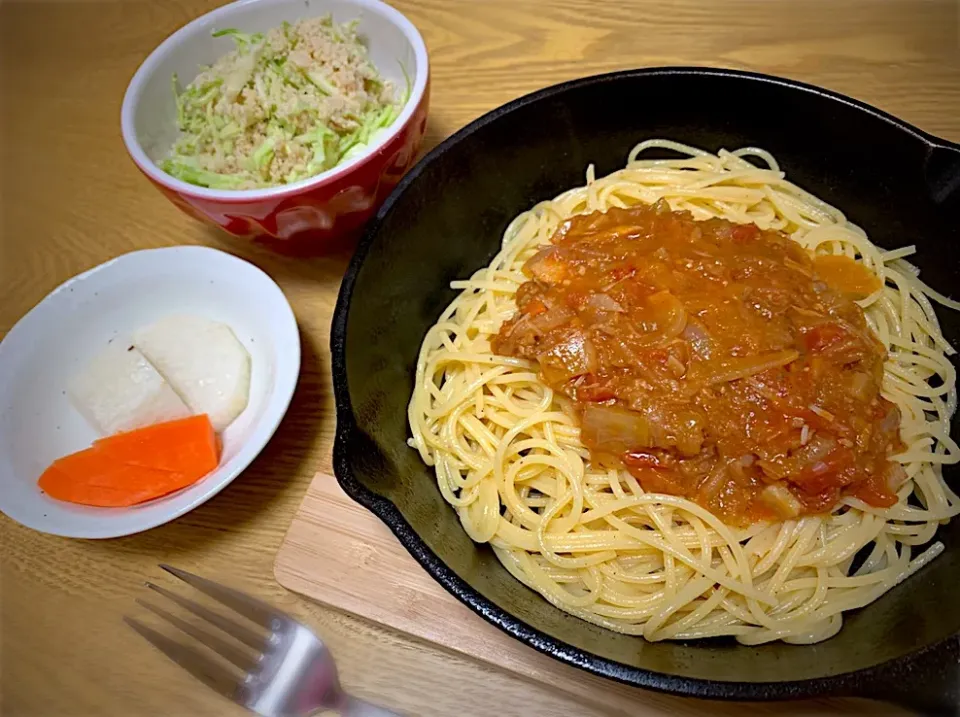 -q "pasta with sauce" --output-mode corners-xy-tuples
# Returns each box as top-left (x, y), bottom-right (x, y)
(407, 140), (960, 644)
